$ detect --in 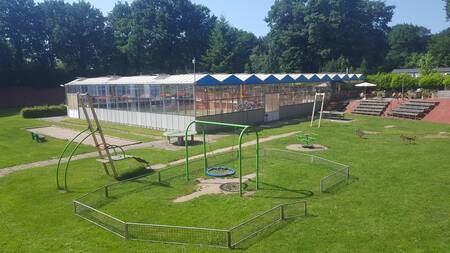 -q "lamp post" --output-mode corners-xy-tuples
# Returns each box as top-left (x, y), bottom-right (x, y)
(192, 58), (197, 117)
